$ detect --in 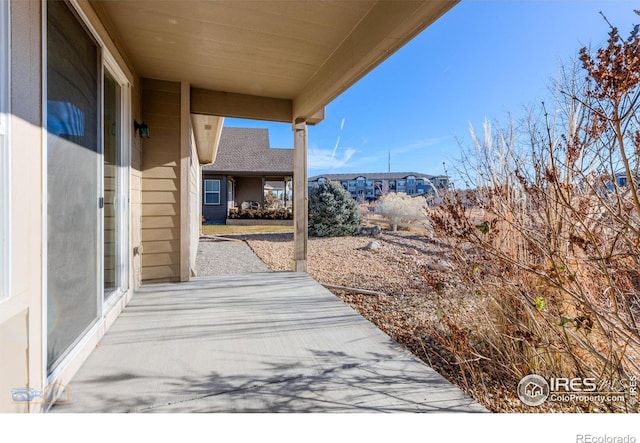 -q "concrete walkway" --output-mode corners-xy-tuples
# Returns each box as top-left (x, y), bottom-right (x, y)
(195, 237), (270, 276)
(52, 273), (486, 413)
